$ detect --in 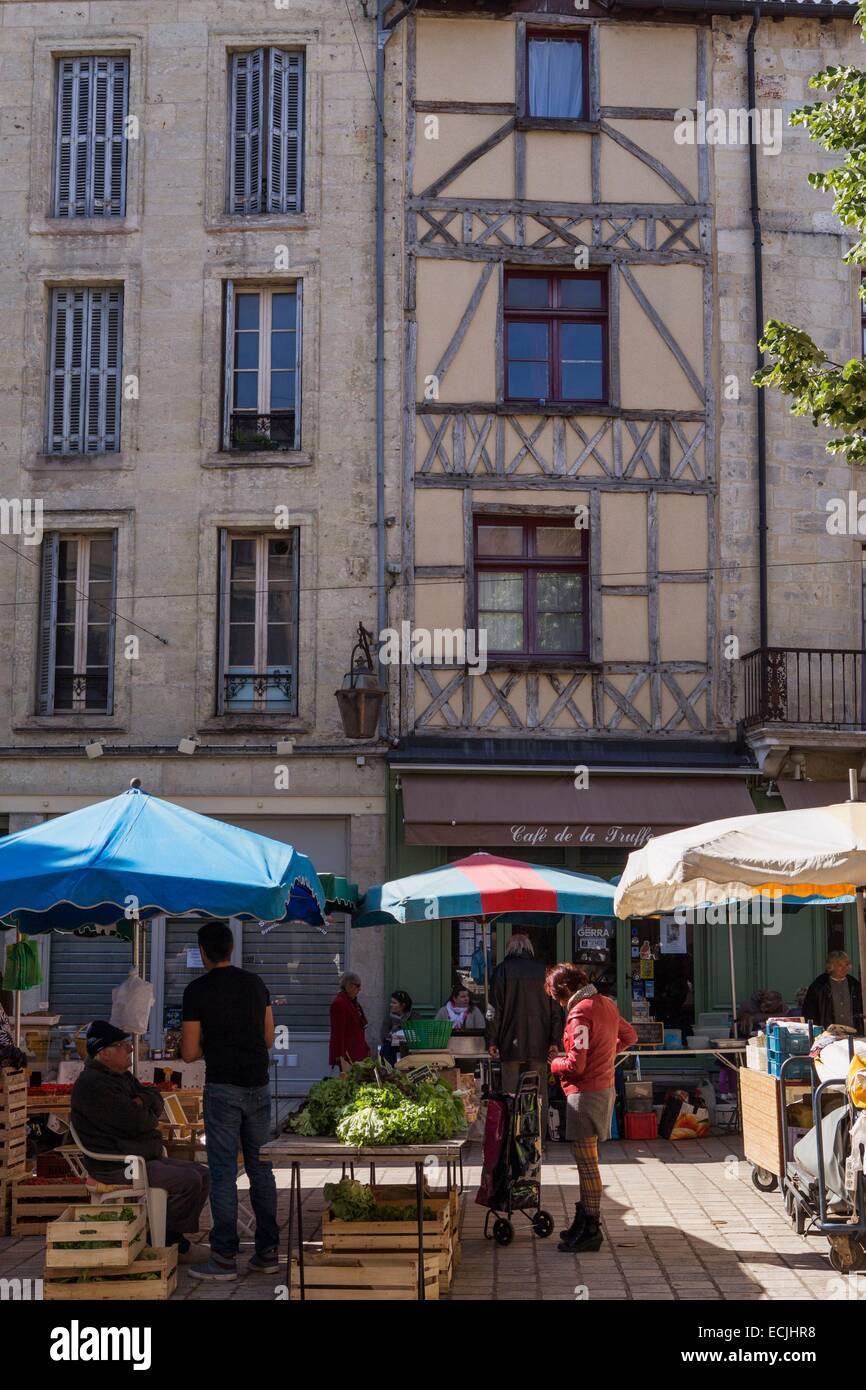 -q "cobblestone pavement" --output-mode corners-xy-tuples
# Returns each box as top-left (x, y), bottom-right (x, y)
(0, 1137), (840, 1301)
